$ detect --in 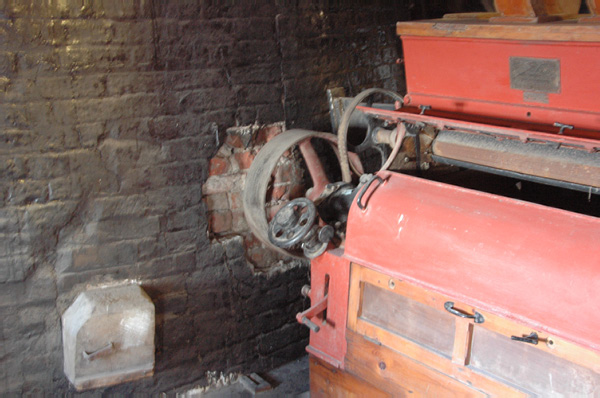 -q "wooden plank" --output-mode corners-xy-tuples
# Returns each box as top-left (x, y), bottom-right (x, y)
(310, 356), (391, 398)
(443, 12), (500, 19)
(494, 0), (581, 16)
(452, 320), (474, 366)
(396, 20), (600, 42)
(345, 331), (489, 397)
(494, 0), (535, 16)
(346, 263), (363, 332)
